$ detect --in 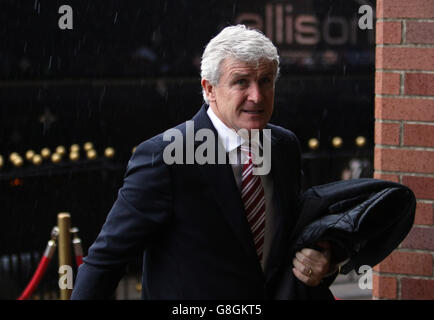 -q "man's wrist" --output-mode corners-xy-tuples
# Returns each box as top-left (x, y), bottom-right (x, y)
(326, 258), (351, 277)
(324, 264), (339, 278)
